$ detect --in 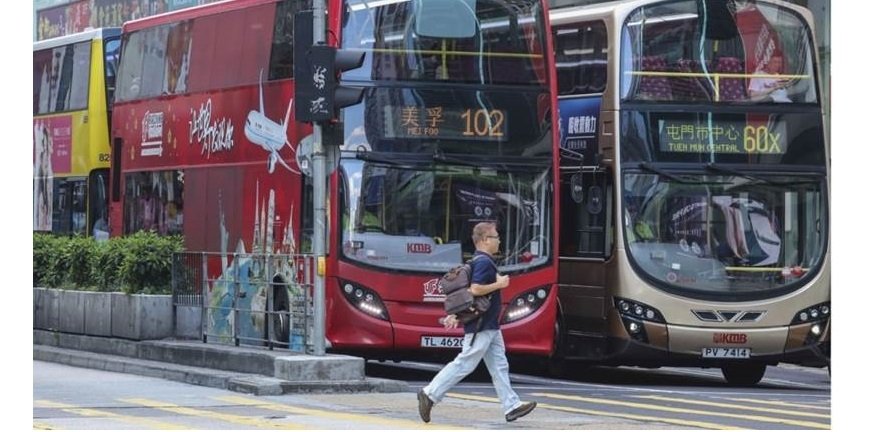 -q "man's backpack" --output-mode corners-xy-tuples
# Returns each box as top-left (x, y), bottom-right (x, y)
(439, 255), (491, 325)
